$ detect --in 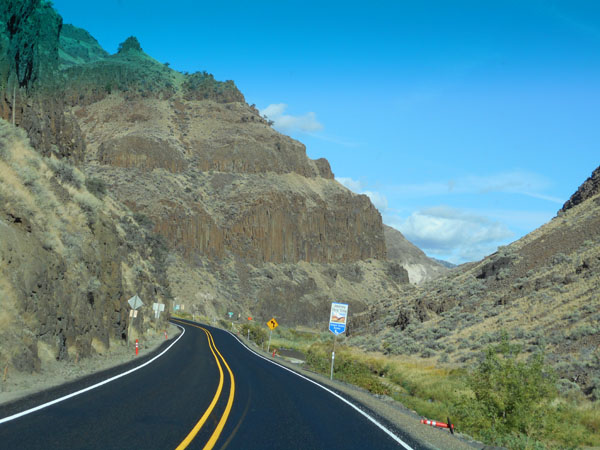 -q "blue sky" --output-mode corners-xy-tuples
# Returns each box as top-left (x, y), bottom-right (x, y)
(53, 0), (600, 263)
